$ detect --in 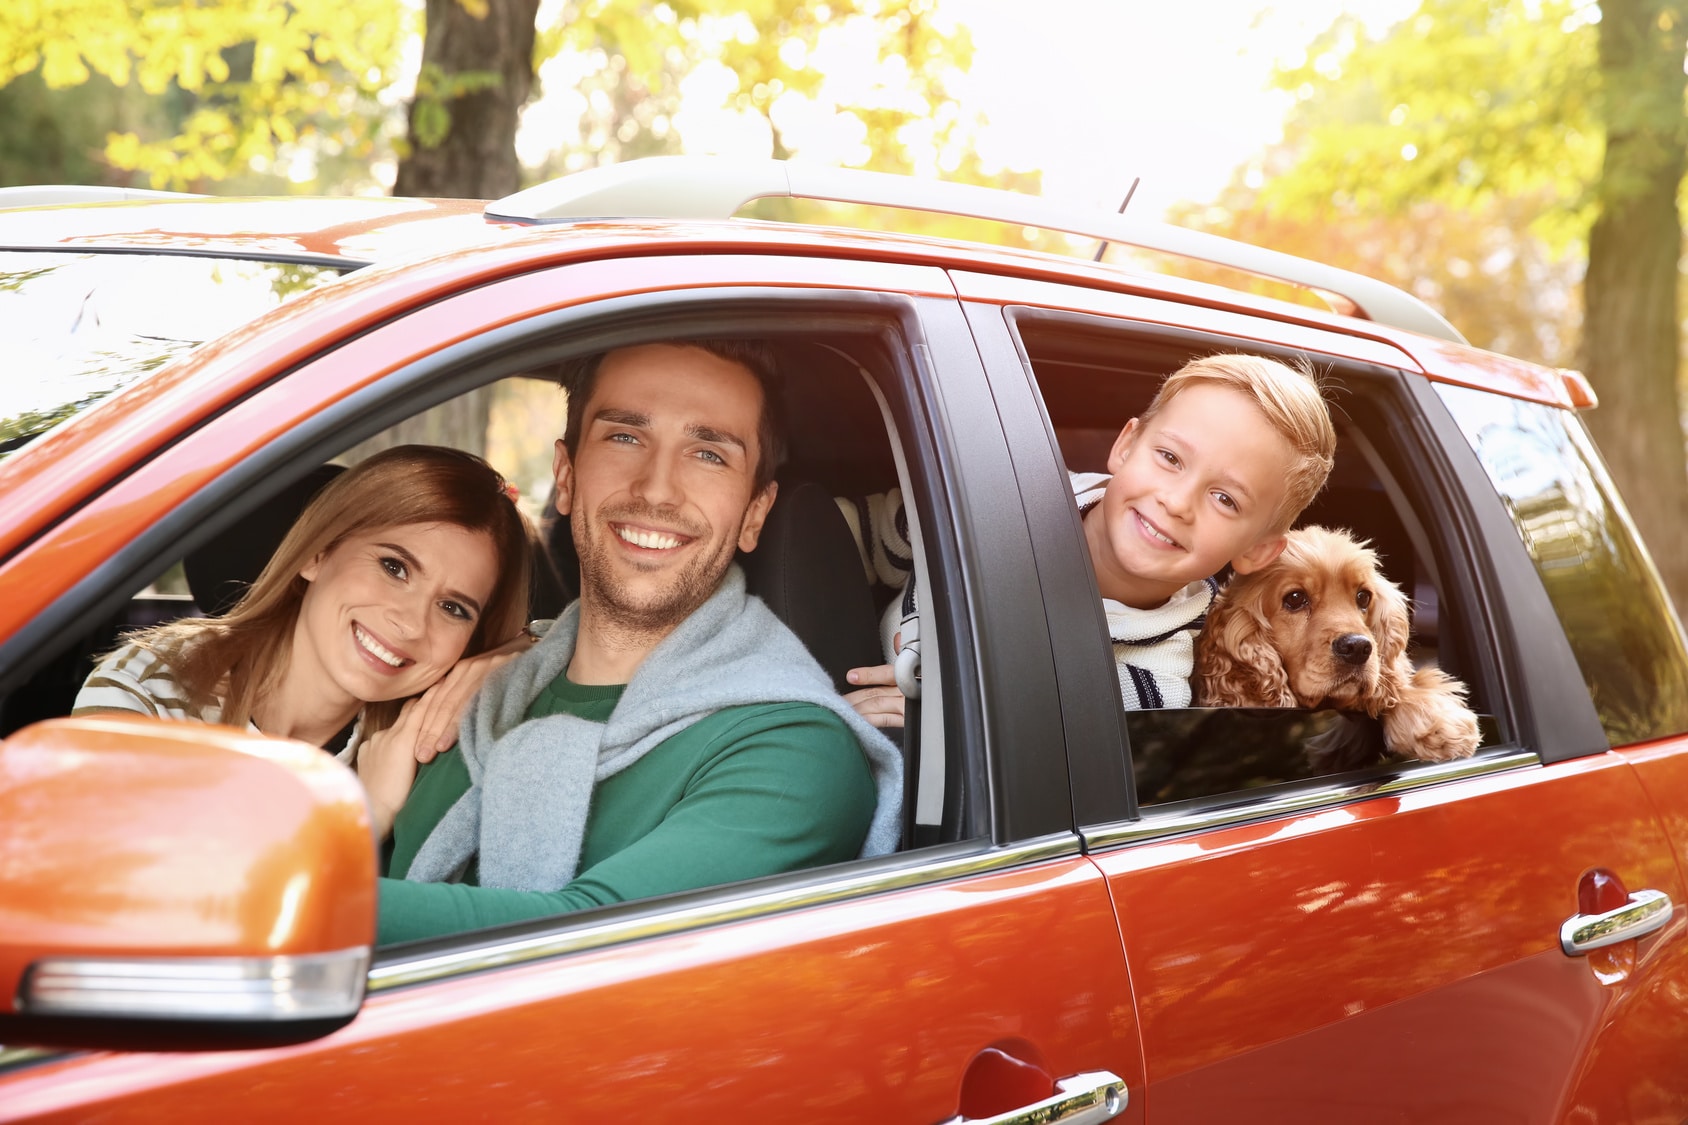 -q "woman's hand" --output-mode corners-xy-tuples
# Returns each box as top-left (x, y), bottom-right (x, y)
(358, 698), (427, 839)
(844, 663), (905, 729)
(409, 632), (536, 760)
